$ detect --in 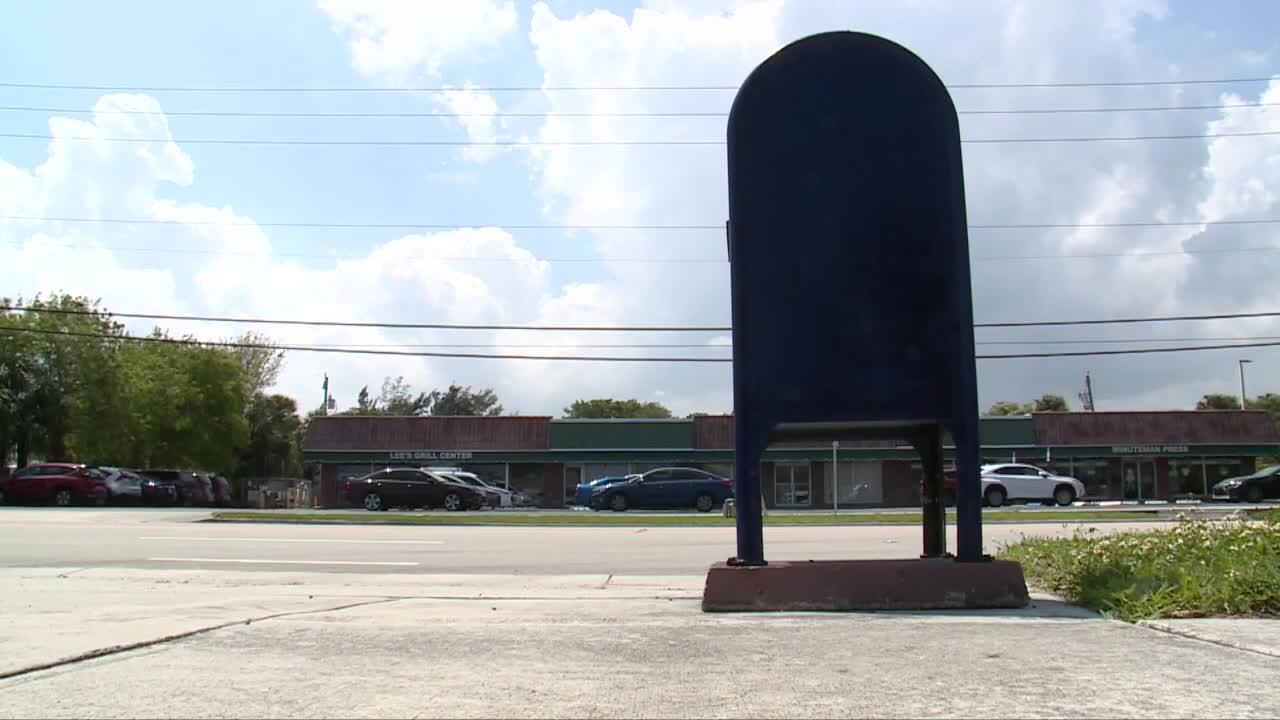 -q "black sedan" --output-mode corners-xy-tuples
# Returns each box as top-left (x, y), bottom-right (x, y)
(344, 468), (486, 511)
(1212, 465), (1280, 502)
